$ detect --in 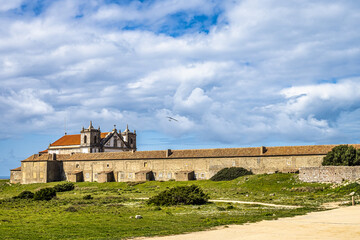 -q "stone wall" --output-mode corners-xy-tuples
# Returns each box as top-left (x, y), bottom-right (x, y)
(21, 161), (48, 184)
(59, 154), (324, 183)
(299, 166), (360, 183)
(10, 170), (21, 184)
